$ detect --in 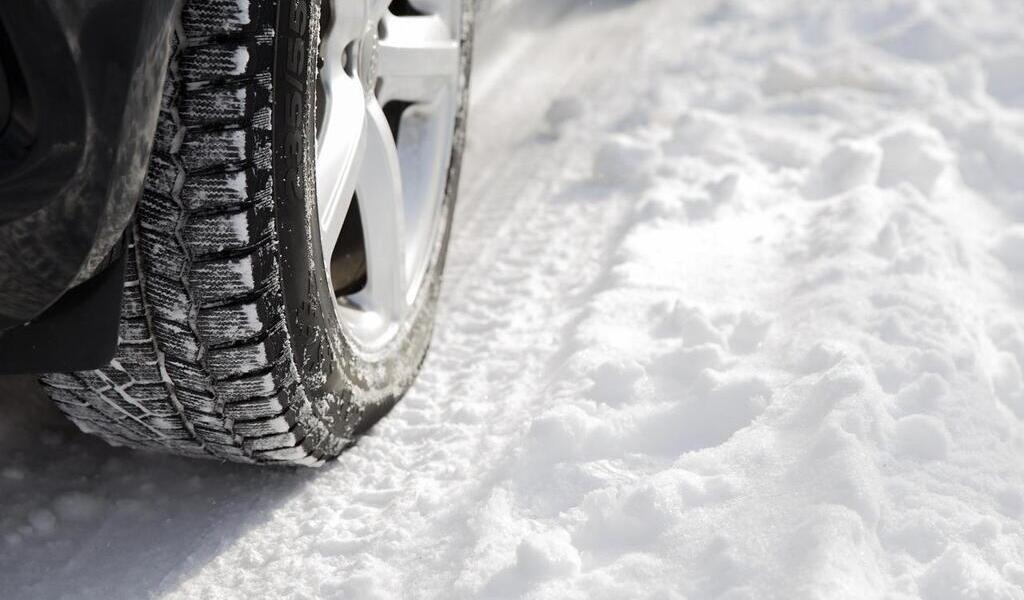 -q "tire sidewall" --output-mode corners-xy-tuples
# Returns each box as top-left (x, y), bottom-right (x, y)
(272, 0), (474, 442)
